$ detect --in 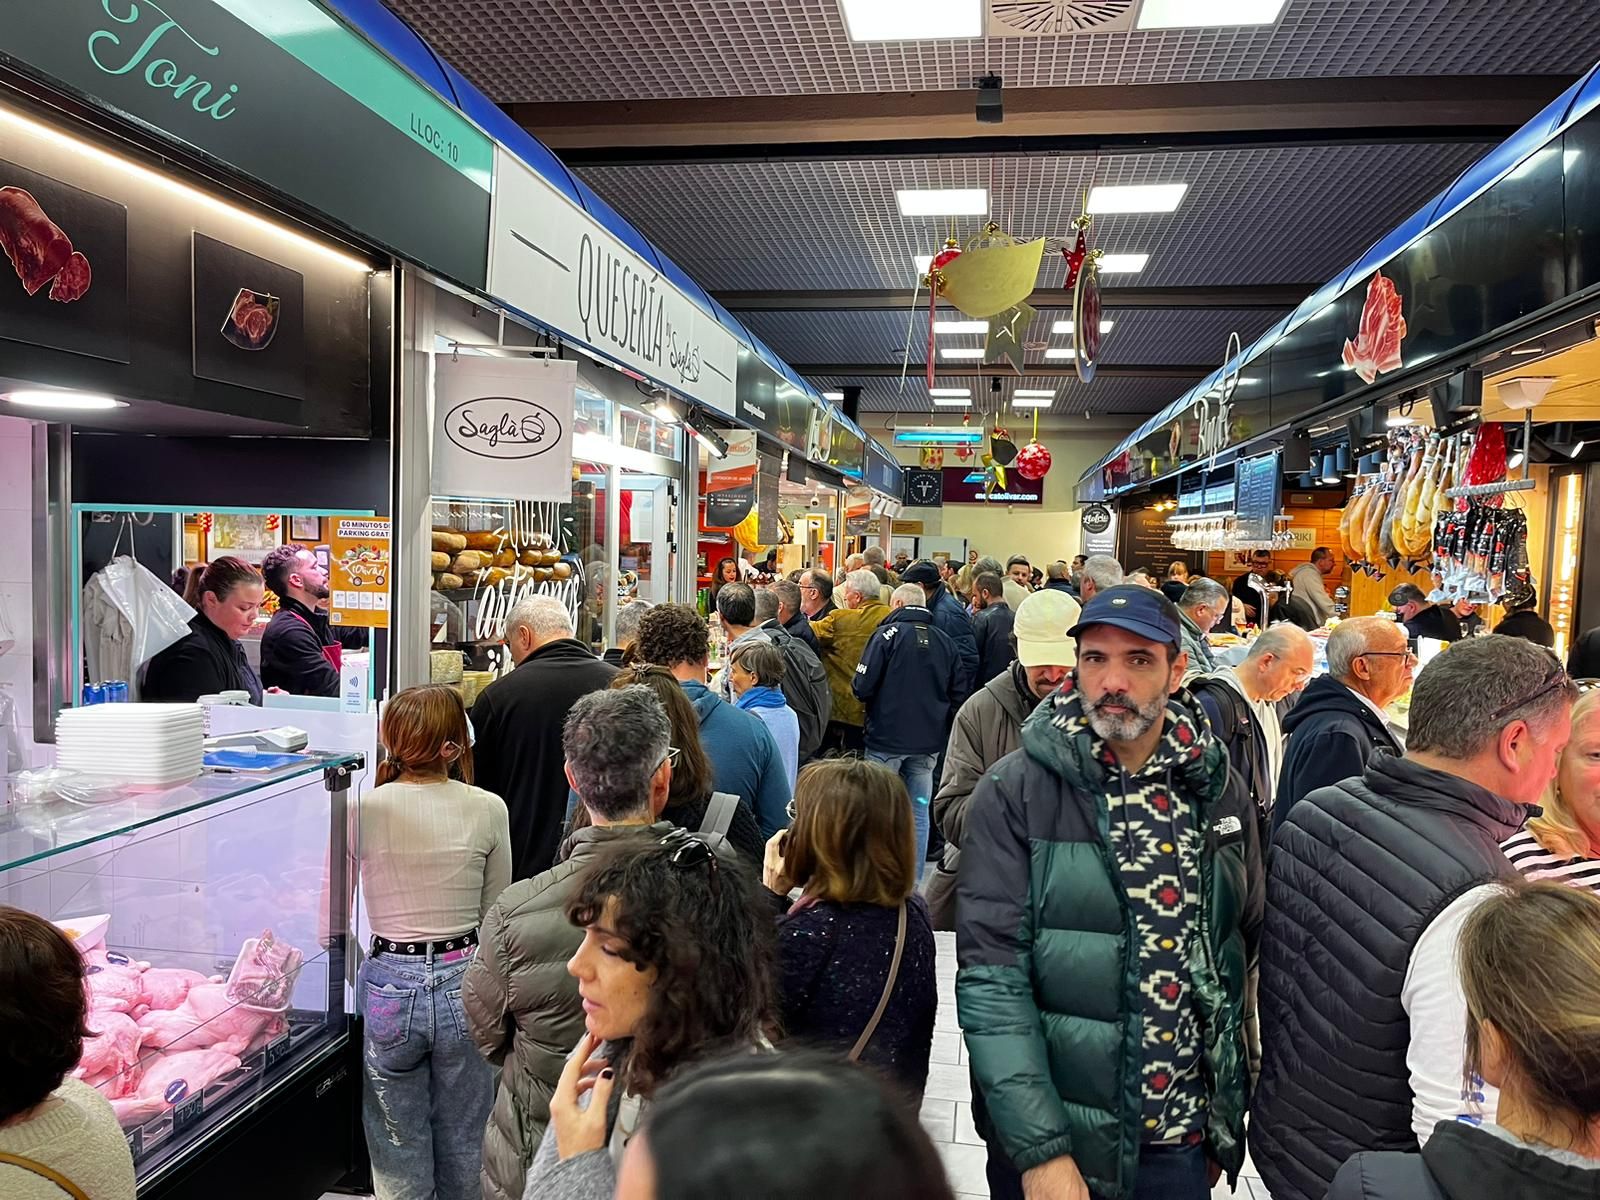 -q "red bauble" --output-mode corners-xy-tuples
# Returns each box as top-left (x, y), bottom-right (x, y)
(1015, 441), (1053, 480)
(930, 240), (962, 274)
